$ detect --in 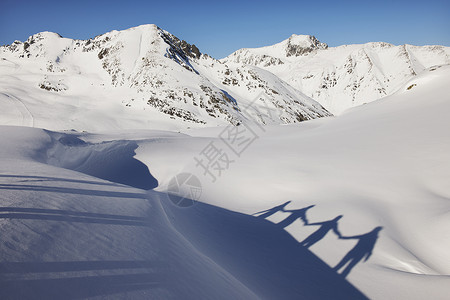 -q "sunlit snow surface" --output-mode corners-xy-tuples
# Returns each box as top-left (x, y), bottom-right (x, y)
(1, 60), (450, 298)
